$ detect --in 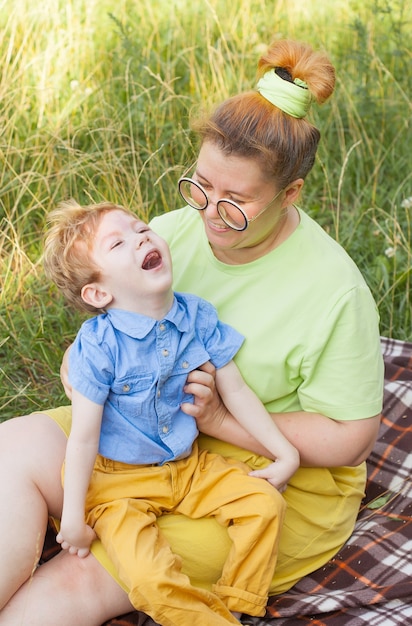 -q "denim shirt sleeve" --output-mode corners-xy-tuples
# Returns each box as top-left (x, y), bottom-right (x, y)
(198, 299), (245, 369)
(68, 317), (115, 405)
